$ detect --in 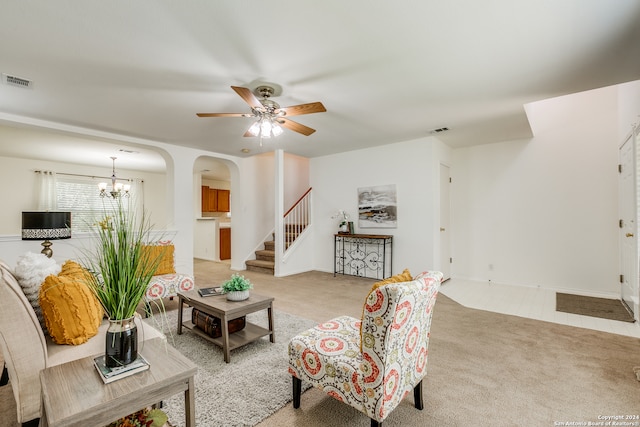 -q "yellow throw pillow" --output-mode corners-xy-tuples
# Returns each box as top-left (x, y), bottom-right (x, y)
(360, 268), (413, 352)
(142, 244), (176, 275)
(39, 269), (103, 345)
(369, 268), (413, 294)
(60, 260), (87, 277)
